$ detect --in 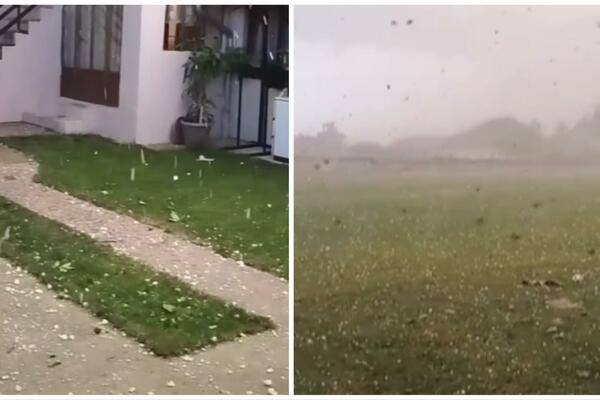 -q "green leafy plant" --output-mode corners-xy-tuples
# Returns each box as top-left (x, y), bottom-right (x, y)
(182, 46), (248, 125)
